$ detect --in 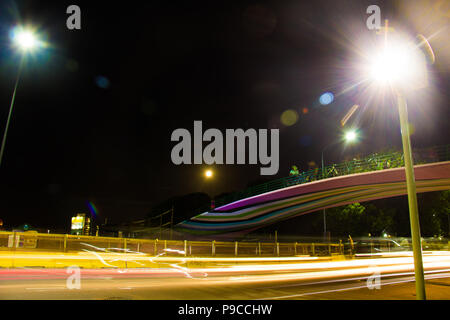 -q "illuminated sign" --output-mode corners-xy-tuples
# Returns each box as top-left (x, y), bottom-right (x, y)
(71, 215), (85, 231)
